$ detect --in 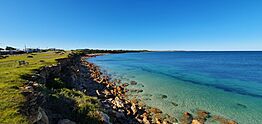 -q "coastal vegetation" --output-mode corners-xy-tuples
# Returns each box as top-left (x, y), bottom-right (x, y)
(0, 51), (69, 123)
(0, 49), (146, 123)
